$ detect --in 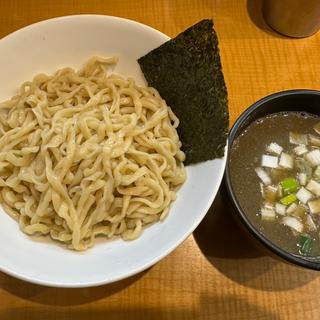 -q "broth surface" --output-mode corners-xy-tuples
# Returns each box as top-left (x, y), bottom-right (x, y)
(229, 111), (320, 256)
